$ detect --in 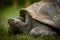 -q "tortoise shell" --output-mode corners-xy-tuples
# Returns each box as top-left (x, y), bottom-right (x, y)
(20, 1), (60, 29)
